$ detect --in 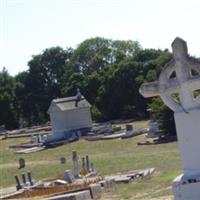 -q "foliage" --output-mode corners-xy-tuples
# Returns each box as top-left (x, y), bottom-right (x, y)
(0, 68), (17, 129)
(1, 37), (173, 133)
(149, 97), (176, 135)
(91, 105), (102, 121)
